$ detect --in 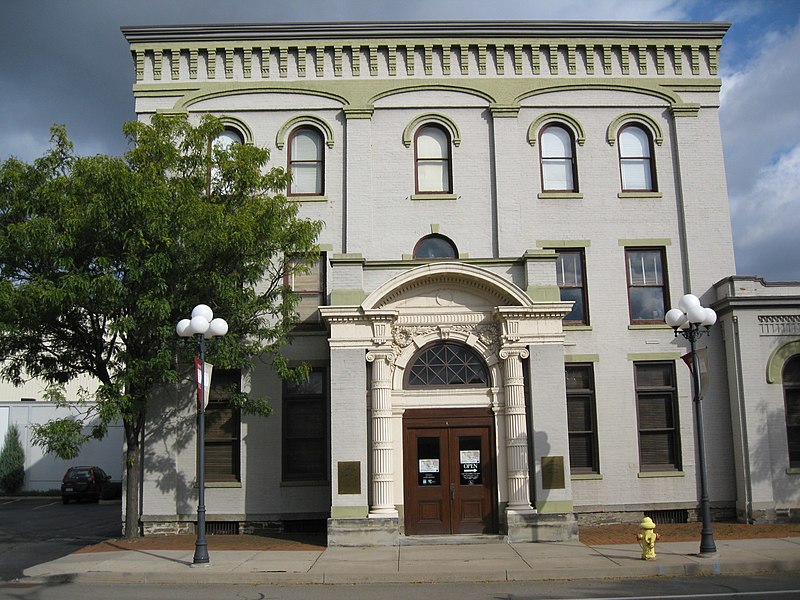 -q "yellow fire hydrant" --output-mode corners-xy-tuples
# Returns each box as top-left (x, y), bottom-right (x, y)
(637, 517), (660, 560)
